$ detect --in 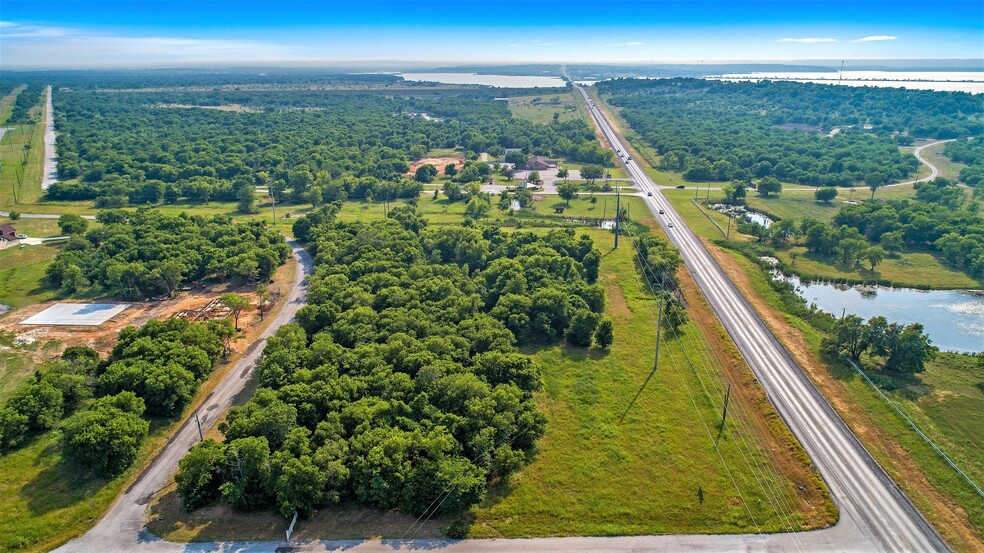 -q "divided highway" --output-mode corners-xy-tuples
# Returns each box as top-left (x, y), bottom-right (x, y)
(574, 84), (948, 552)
